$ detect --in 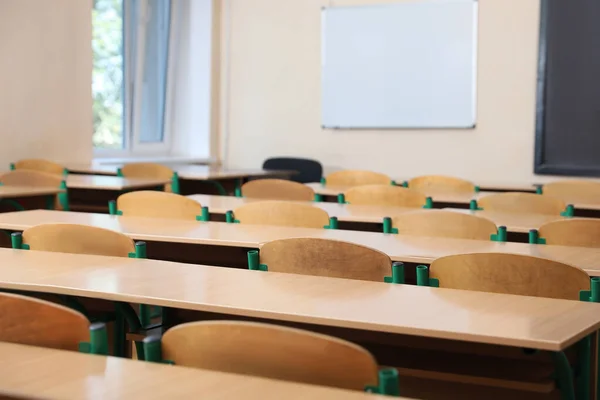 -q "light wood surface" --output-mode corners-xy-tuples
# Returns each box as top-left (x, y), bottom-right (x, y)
(478, 193), (567, 216)
(0, 249), (599, 350)
(0, 186), (62, 199)
(234, 201), (331, 228)
(118, 191), (203, 220)
(0, 170), (63, 188)
(242, 179), (315, 201)
(188, 194), (420, 223)
(538, 218), (600, 248)
(408, 175), (476, 194)
(0, 293), (89, 351)
(4, 210), (600, 276)
(260, 238), (391, 281)
(394, 177), (538, 193)
(430, 253), (590, 300)
(344, 185), (427, 207)
(543, 180), (600, 204)
(22, 223), (135, 257)
(120, 163), (175, 192)
(445, 209), (566, 234)
(13, 159), (66, 175)
(325, 170), (391, 187)
(391, 210), (498, 240)
(161, 321), (379, 390)
(0, 342), (387, 400)
(66, 174), (170, 190)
